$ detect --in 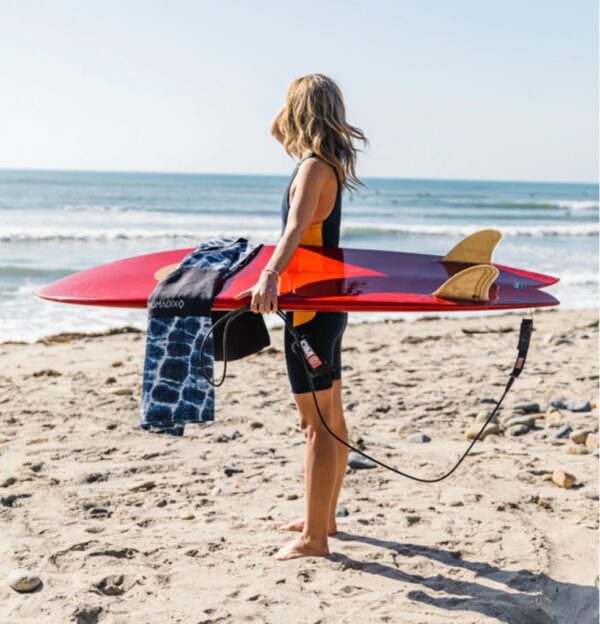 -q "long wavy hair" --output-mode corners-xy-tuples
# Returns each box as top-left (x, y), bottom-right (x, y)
(279, 74), (368, 191)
